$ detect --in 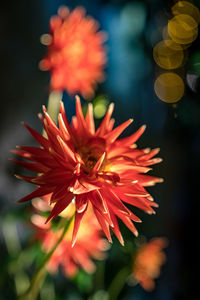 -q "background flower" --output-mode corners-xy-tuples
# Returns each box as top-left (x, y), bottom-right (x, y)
(32, 201), (108, 277)
(132, 237), (168, 291)
(40, 6), (107, 99)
